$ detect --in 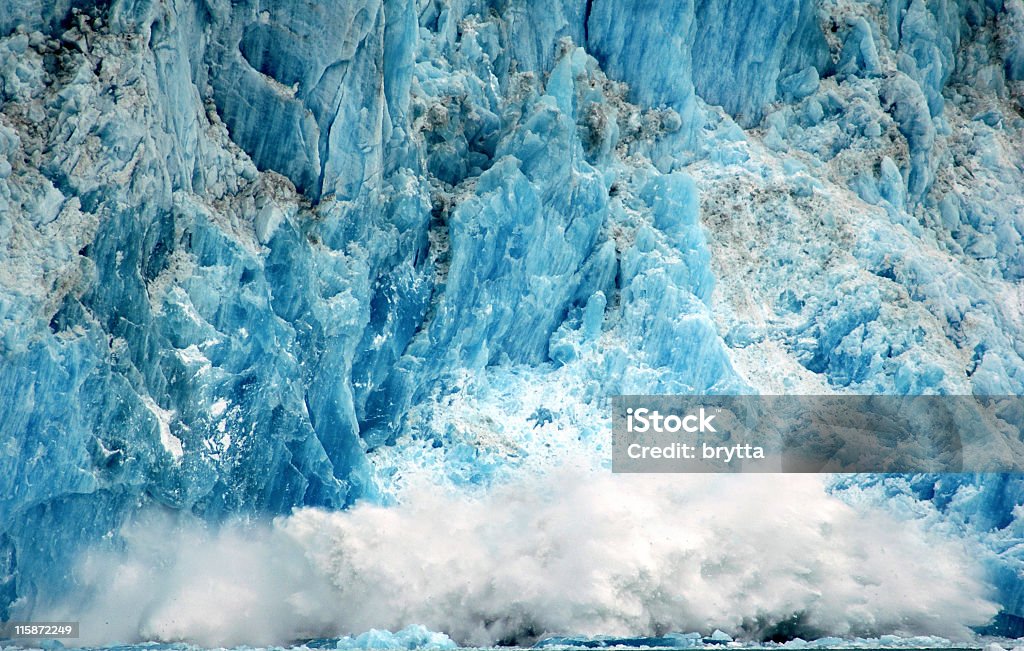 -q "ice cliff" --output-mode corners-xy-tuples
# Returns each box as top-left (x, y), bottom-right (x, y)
(1, 0), (1023, 642)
